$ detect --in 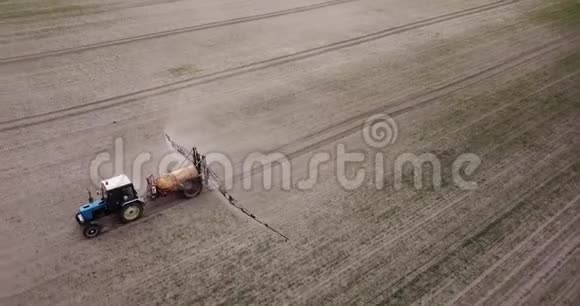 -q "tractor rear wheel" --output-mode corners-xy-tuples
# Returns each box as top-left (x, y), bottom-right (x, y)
(121, 202), (144, 223)
(183, 178), (202, 198)
(83, 223), (101, 239)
